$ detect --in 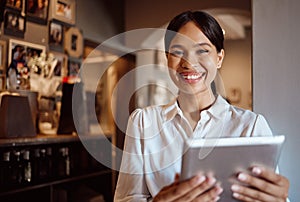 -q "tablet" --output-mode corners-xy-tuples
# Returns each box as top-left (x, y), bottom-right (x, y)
(180, 135), (285, 201)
